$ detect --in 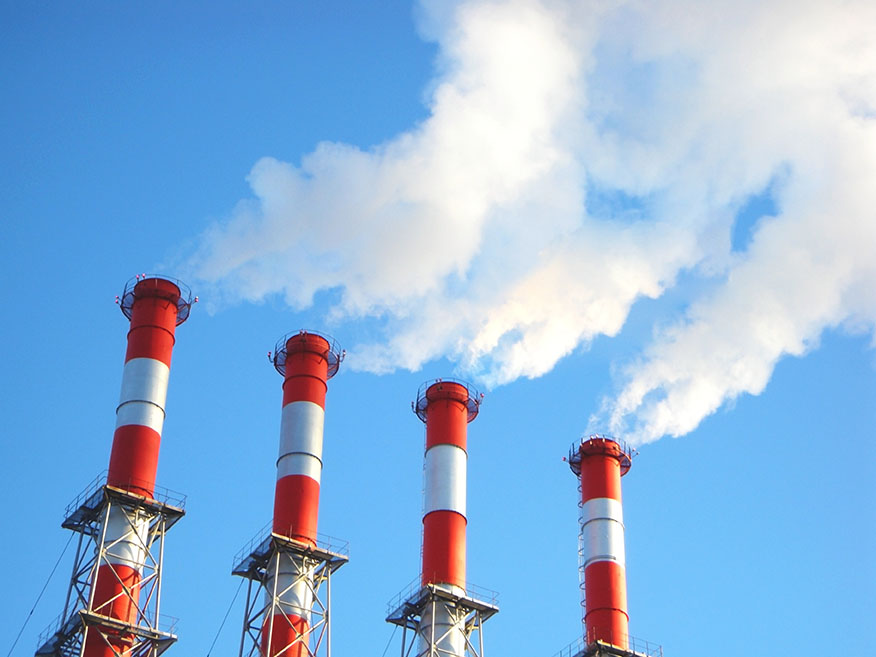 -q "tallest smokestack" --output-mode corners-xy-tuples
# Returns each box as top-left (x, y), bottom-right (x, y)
(37, 274), (193, 657)
(87, 275), (192, 657)
(109, 275), (191, 496)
